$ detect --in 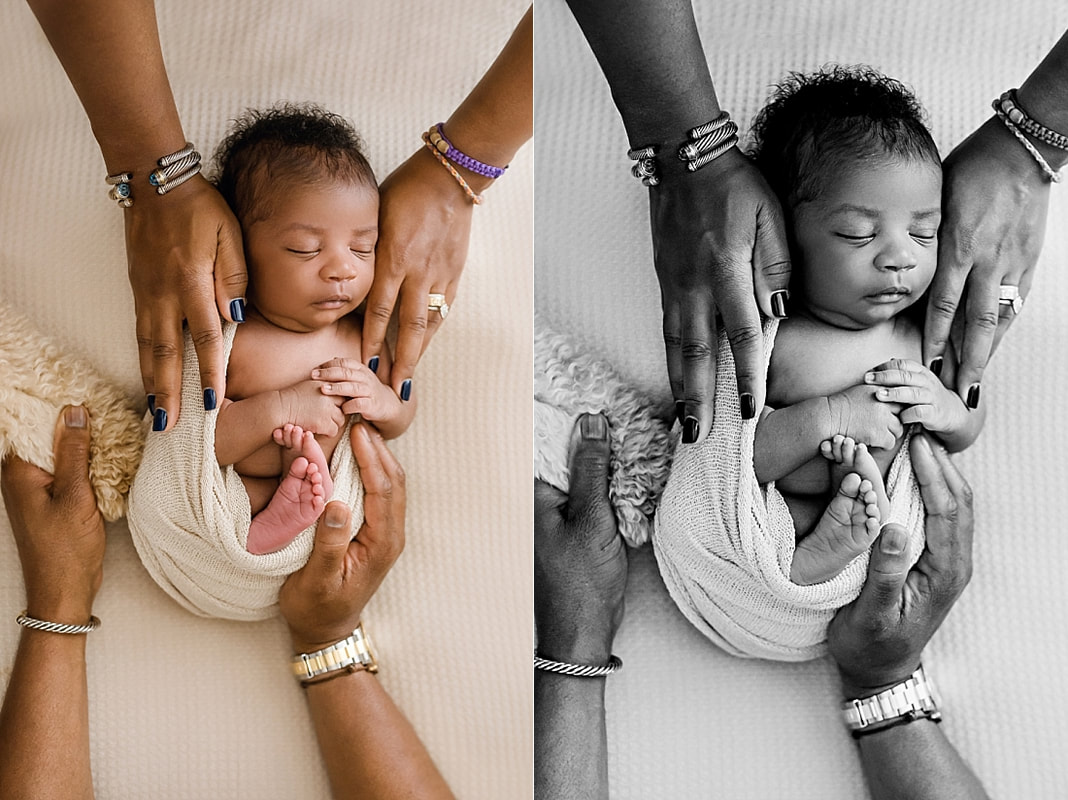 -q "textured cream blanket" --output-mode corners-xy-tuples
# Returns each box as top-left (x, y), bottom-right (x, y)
(653, 319), (926, 661)
(127, 323), (364, 621)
